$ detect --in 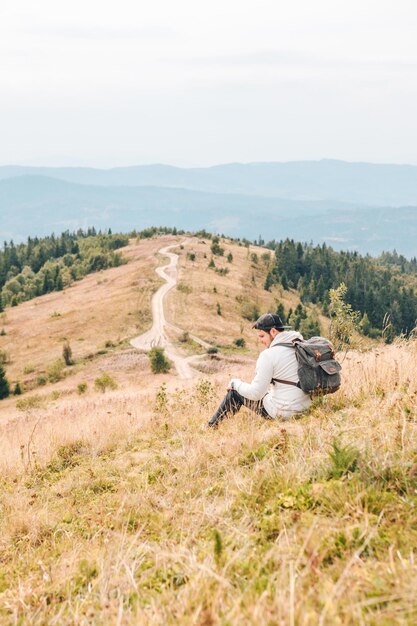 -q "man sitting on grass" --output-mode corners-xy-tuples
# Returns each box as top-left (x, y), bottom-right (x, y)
(208, 312), (311, 427)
